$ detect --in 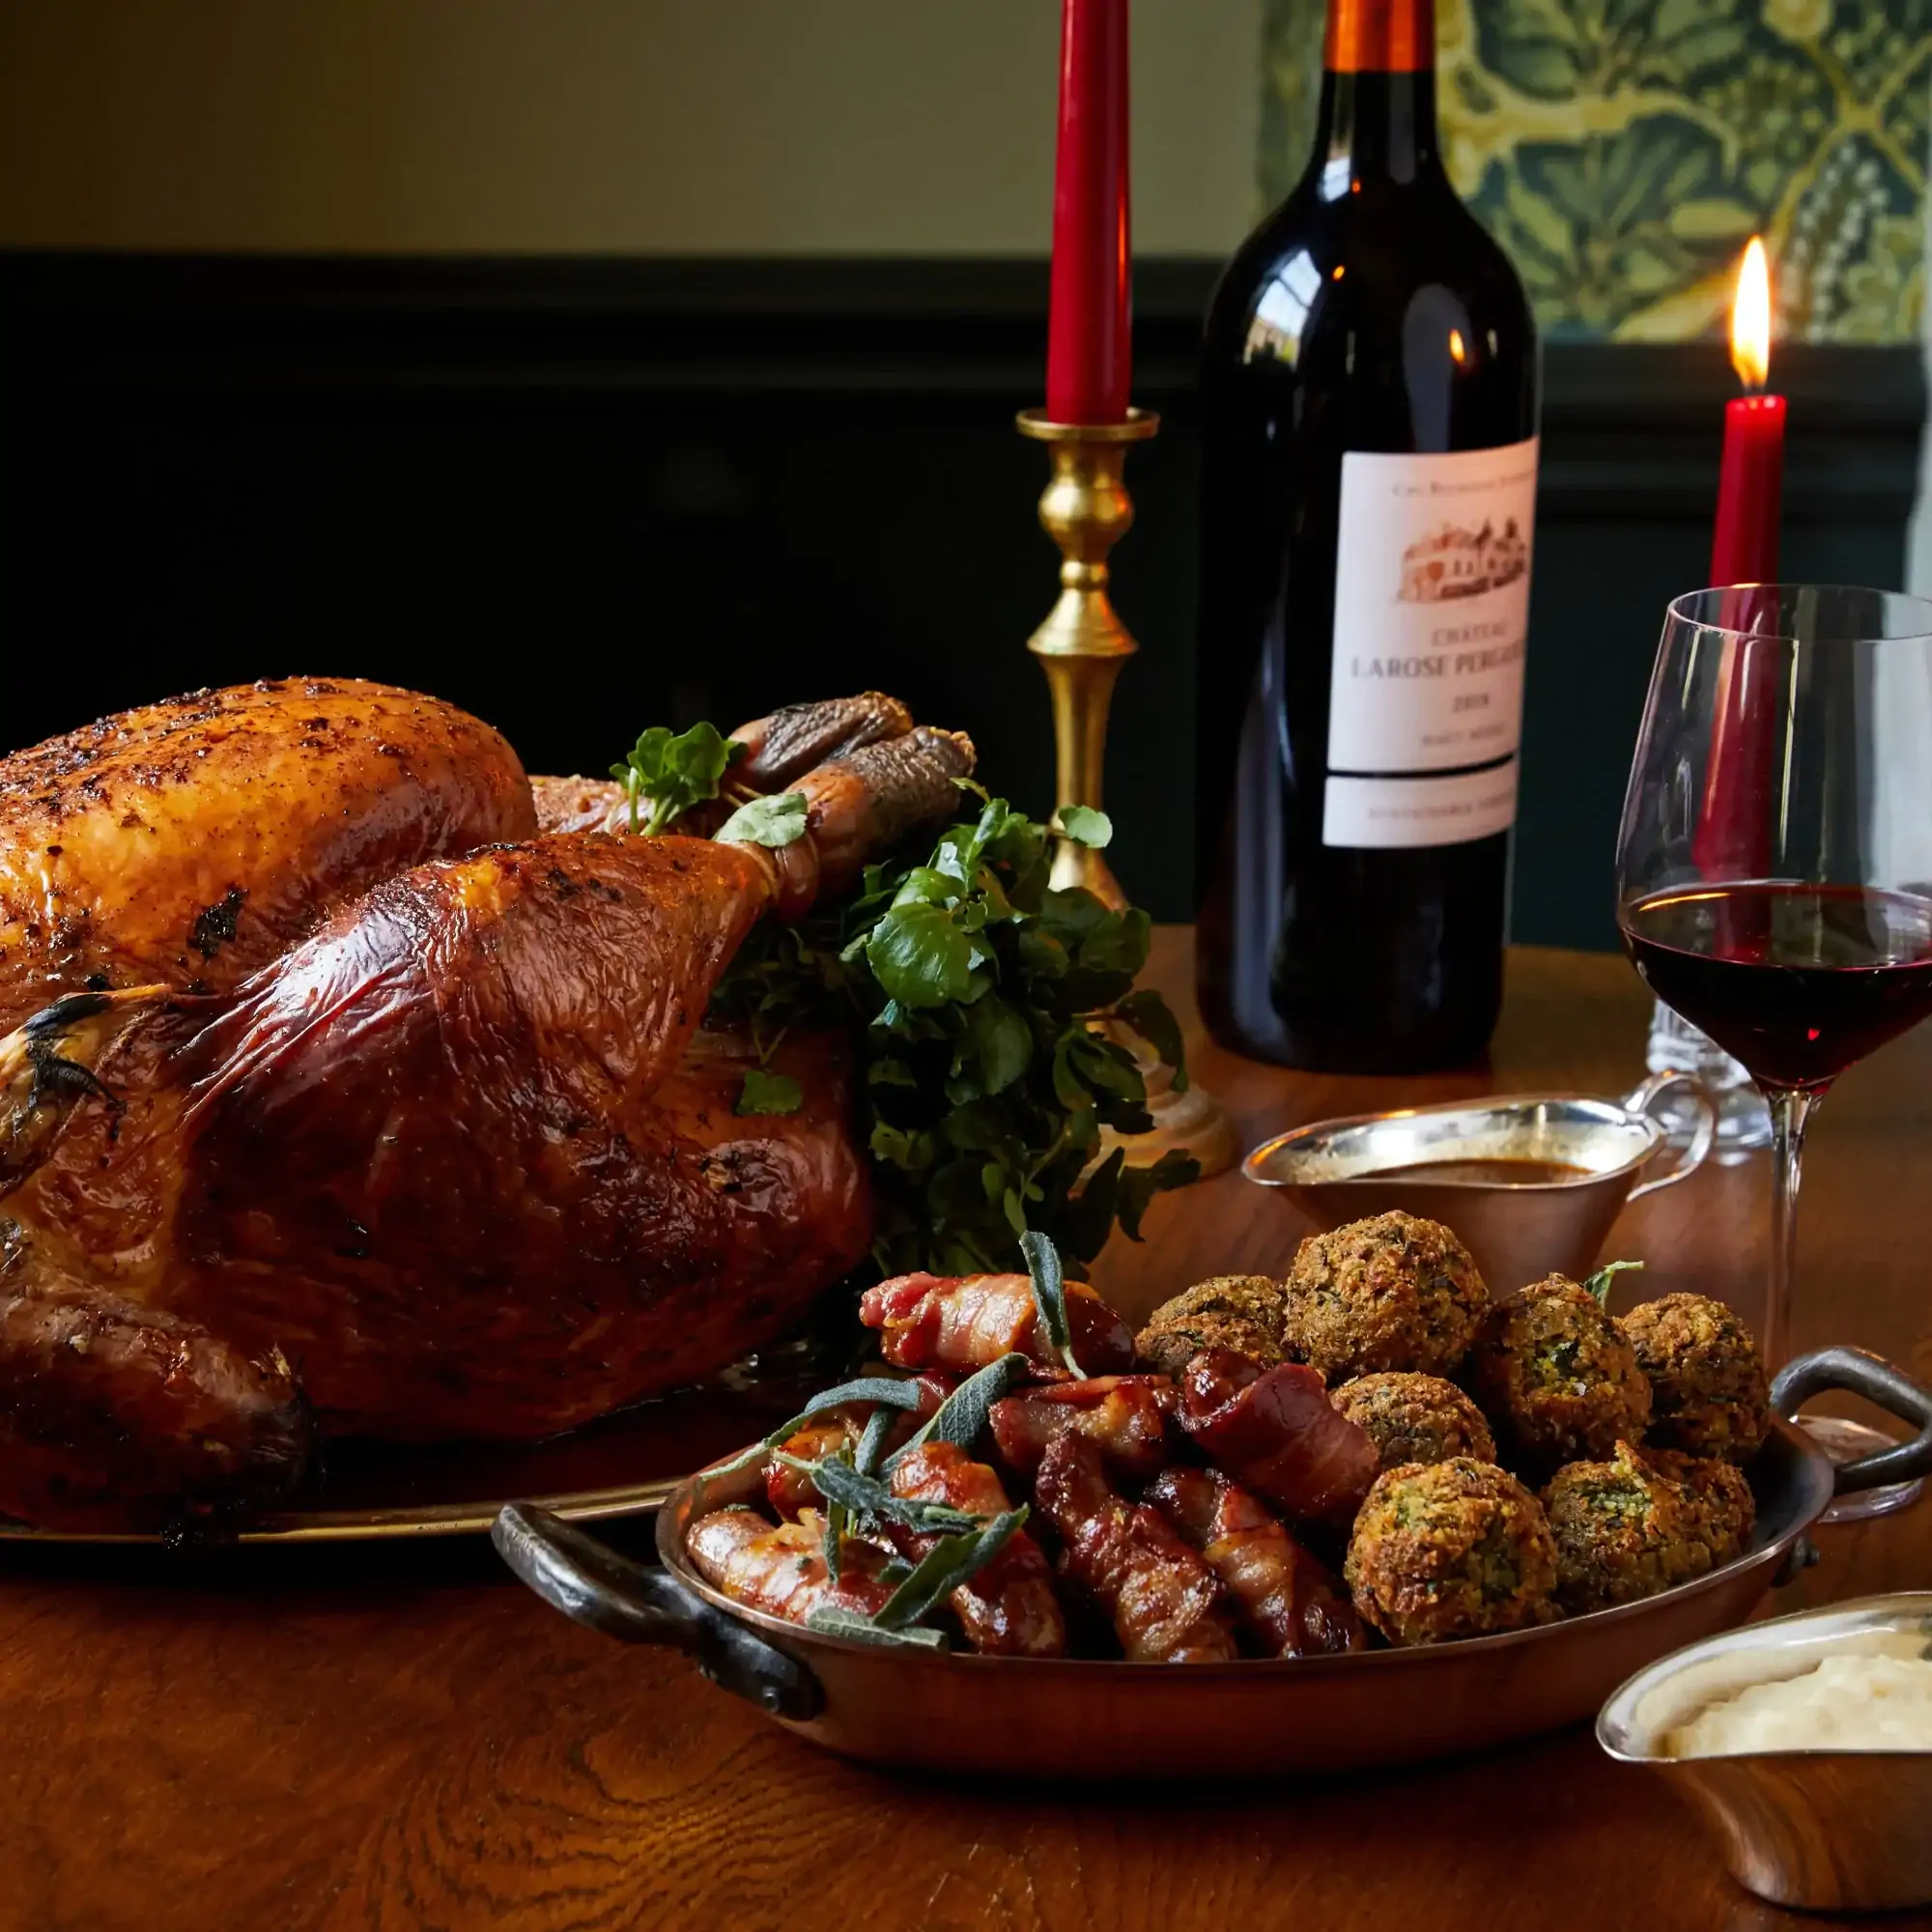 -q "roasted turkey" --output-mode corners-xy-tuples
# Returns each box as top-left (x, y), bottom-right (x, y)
(0, 678), (974, 1533)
